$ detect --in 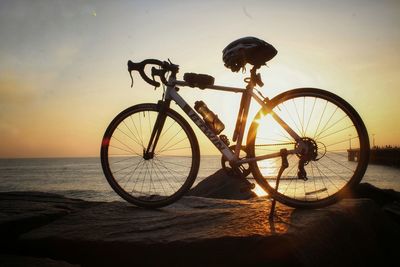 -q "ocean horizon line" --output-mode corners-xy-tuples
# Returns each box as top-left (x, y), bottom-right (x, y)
(0, 154), (222, 160)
